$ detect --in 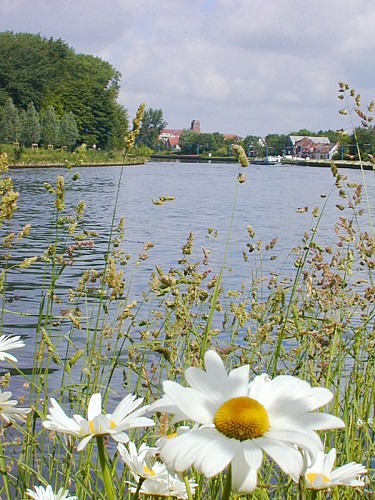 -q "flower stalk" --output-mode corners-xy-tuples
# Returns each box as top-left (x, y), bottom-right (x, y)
(131, 477), (145, 500)
(96, 436), (116, 500)
(222, 466), (232, 500)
